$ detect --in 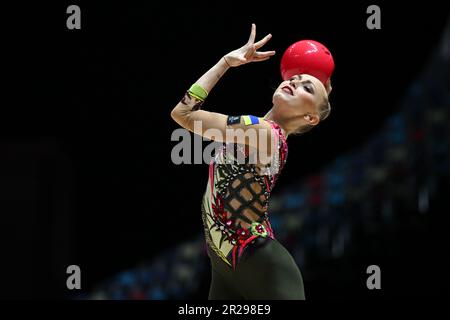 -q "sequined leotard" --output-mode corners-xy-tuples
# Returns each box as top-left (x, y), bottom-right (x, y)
(201, 119), (288, 269)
